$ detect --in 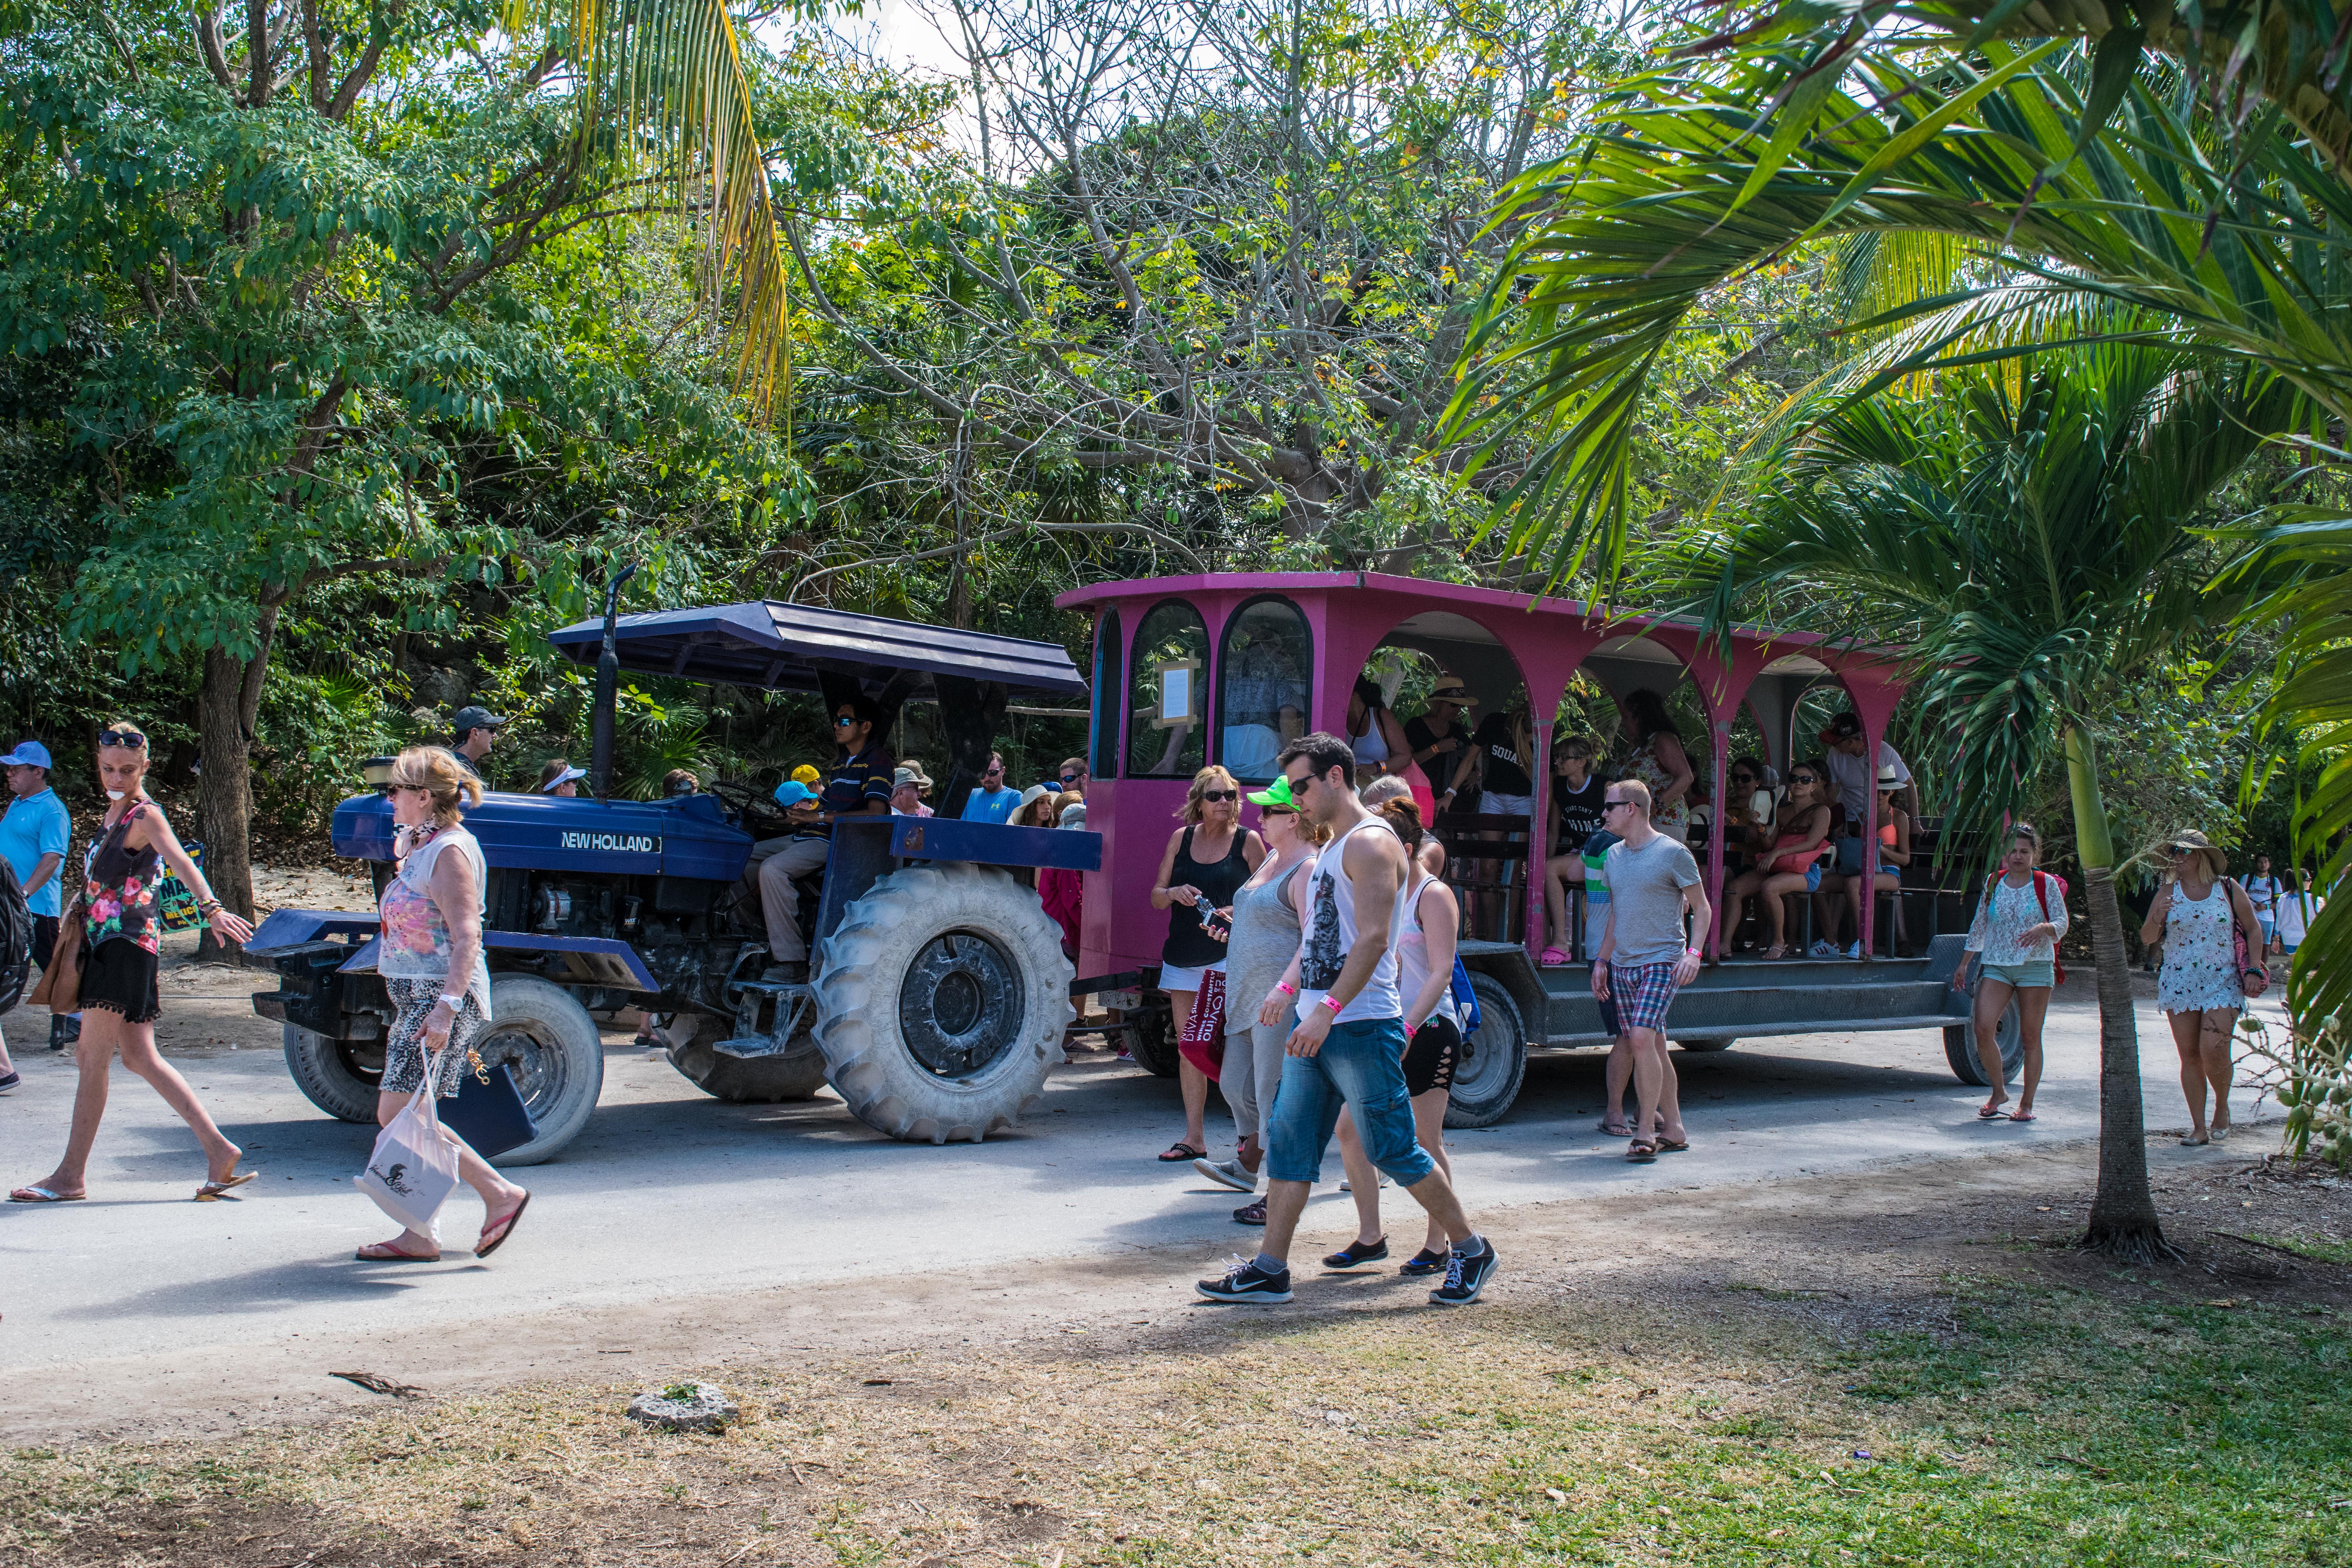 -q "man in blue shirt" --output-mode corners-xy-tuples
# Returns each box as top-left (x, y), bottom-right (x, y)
(751, 698), (894, 982)
(959, 752), (1021, 824)
(2, 740), (75, 1055)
